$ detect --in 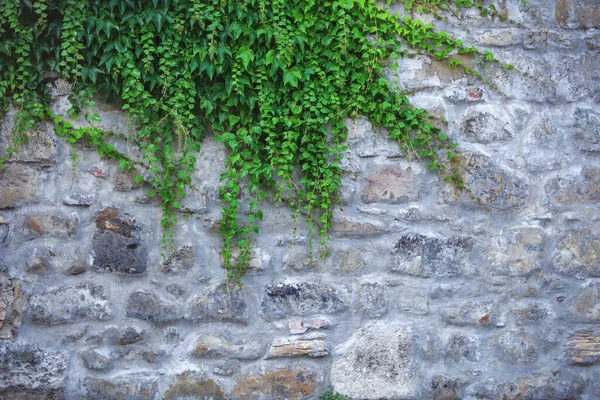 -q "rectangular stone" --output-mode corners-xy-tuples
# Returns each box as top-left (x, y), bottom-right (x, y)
(567, 330), (600, 365)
